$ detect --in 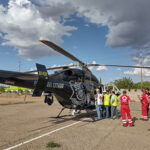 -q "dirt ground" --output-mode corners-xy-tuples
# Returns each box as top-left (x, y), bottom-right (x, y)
(0, 96), (150, 150)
